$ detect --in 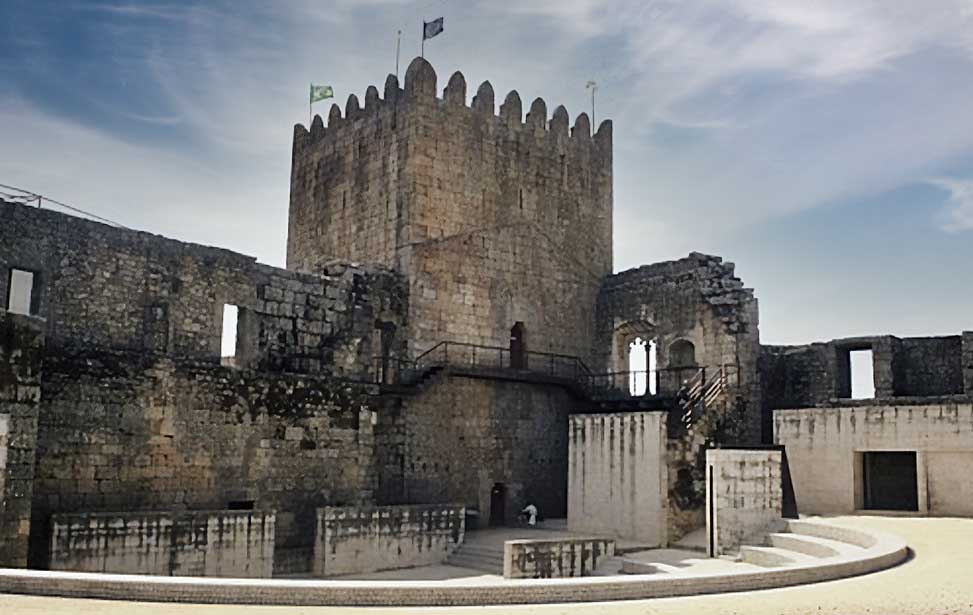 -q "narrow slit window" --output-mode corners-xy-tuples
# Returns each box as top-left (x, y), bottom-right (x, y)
(850, 349), (875, 399)
(221, 304), (239, 358)
(6, 269), (34, 315)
